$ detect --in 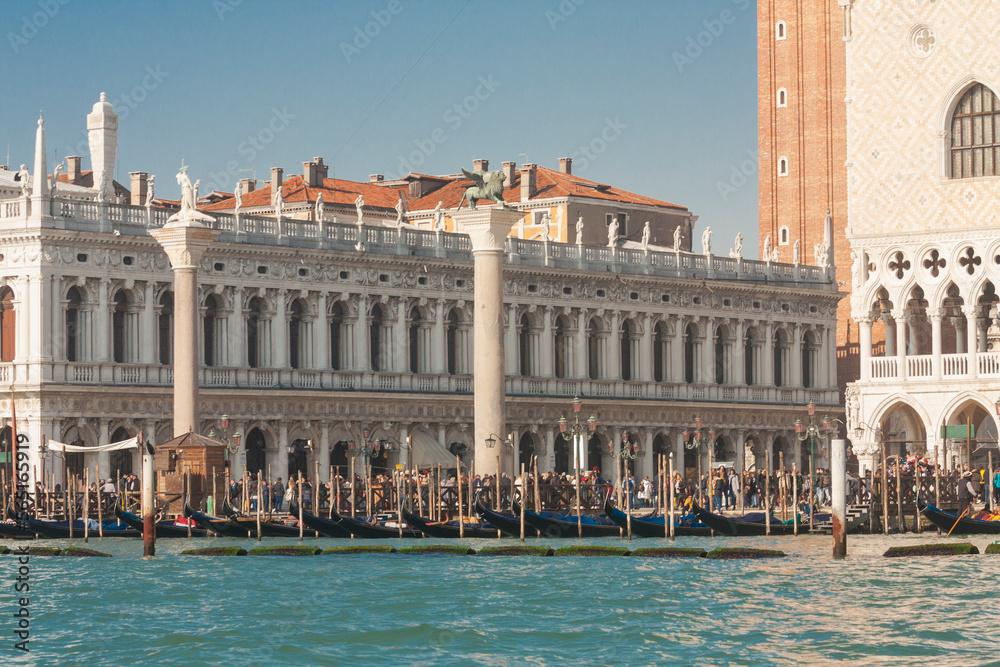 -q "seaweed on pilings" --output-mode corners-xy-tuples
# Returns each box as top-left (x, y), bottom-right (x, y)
(59, 547), (112, 557)
(554, 545), (631, 557)
(476, 545), (554, 556)
(706, 547), (786, 559)
(247, 545), (323, 556)
(631, 547), (707, 558)
(321, 545), (397, 554)
(181, 546), (248, 556)
(397, 545), (476, 555)
(883, 543), (979, 557)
